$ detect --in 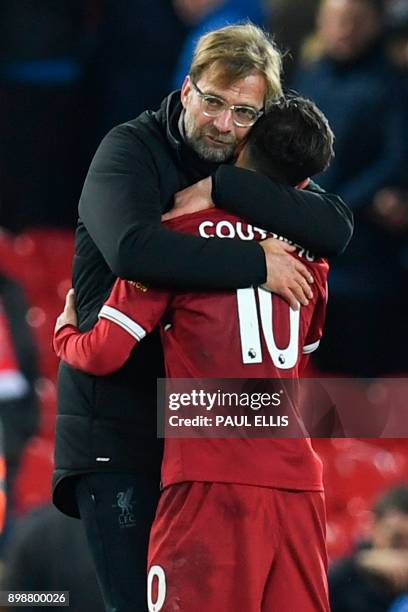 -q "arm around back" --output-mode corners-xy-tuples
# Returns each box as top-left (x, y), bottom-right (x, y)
(212, 166), (354, 256)
(79, 123), (266, 290)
